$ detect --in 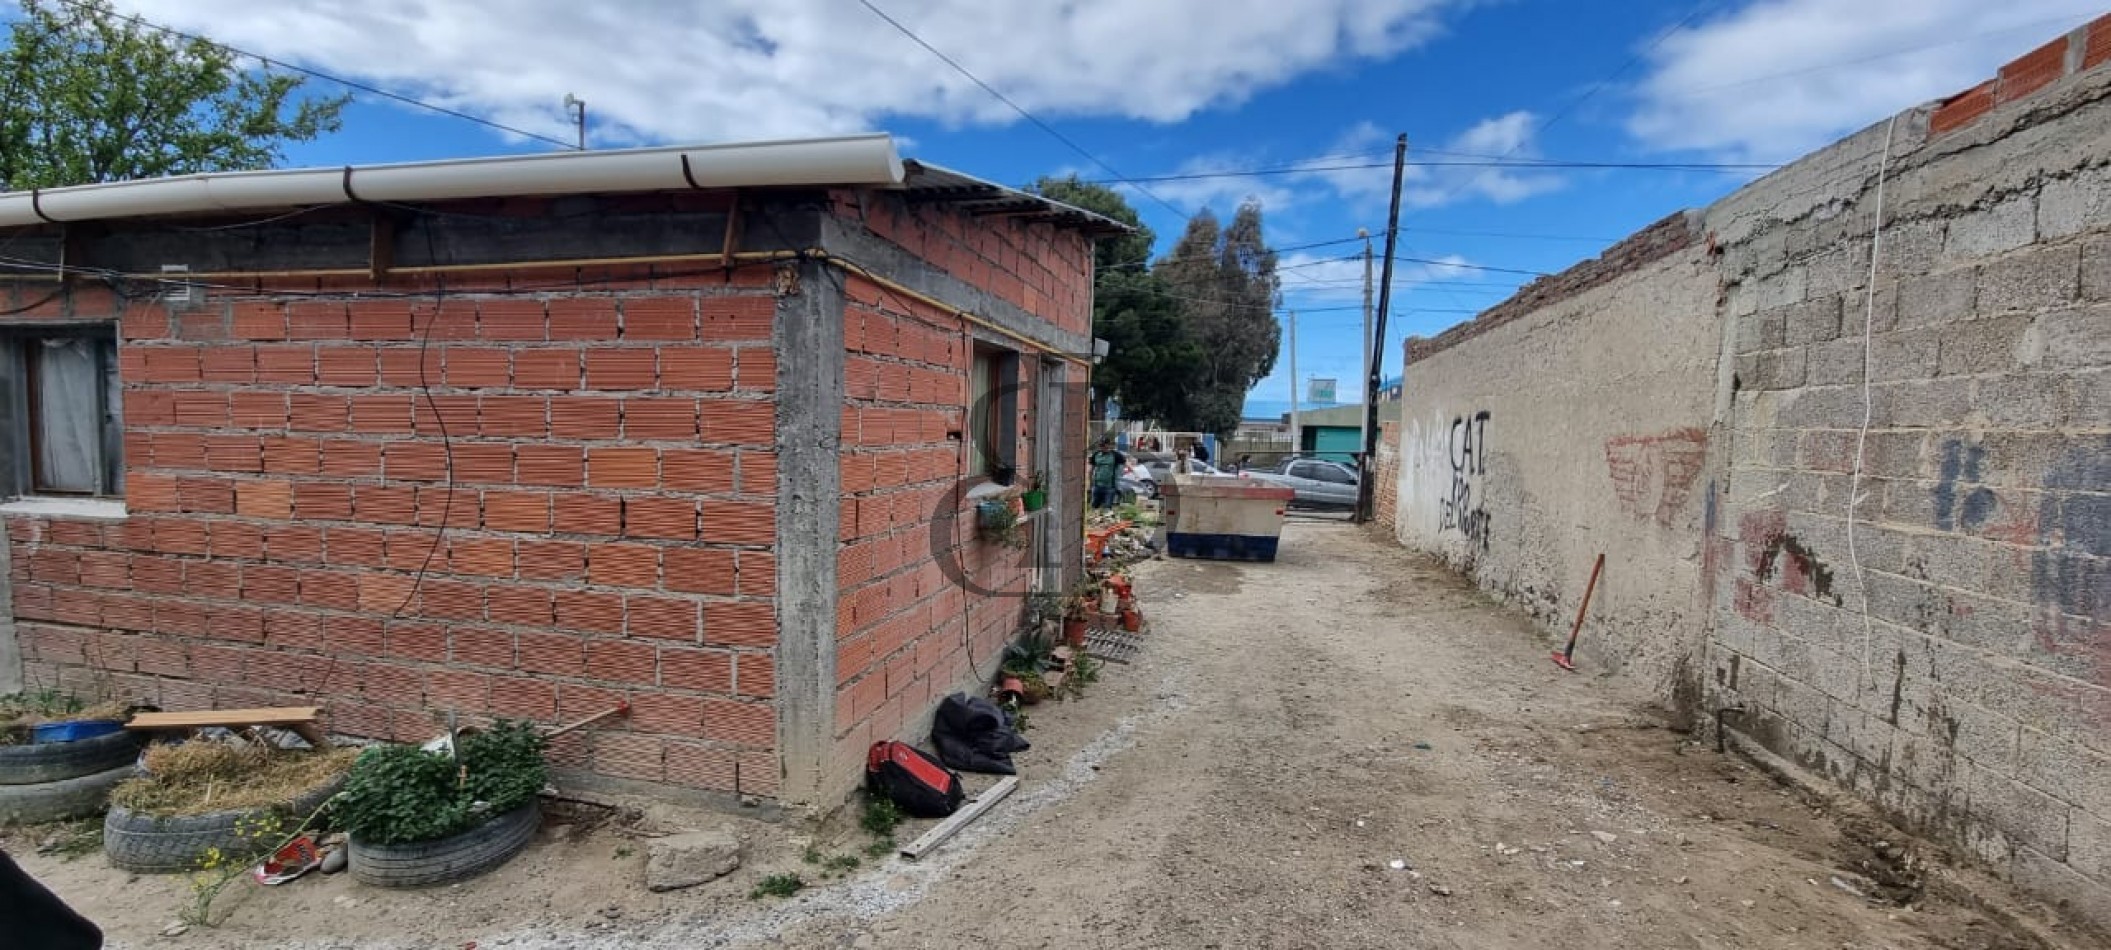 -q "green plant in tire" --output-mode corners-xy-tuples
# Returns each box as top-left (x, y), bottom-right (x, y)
(334, 720), (547, 845)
